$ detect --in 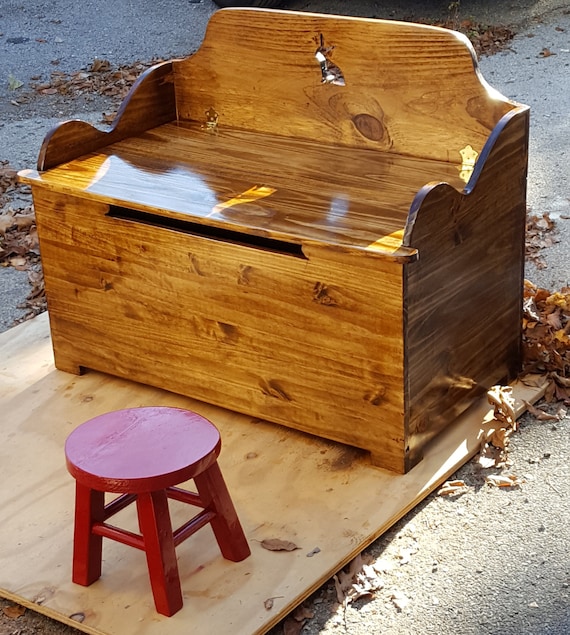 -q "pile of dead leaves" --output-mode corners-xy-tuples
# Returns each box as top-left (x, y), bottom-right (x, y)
(478, 385), (519, 470)
(474, 280), (570, 472)
(458, 20), (515, 56)
(30, 58), (160, 100)
(522, 280), (570, 400)
(471, 276), (570, 473)
(421, 18), (515, 56)
(0, 161), (19, 206)
(0, 162), (45, 321)
(27, 58), (163, 124)
(526, 212), (557, 269)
